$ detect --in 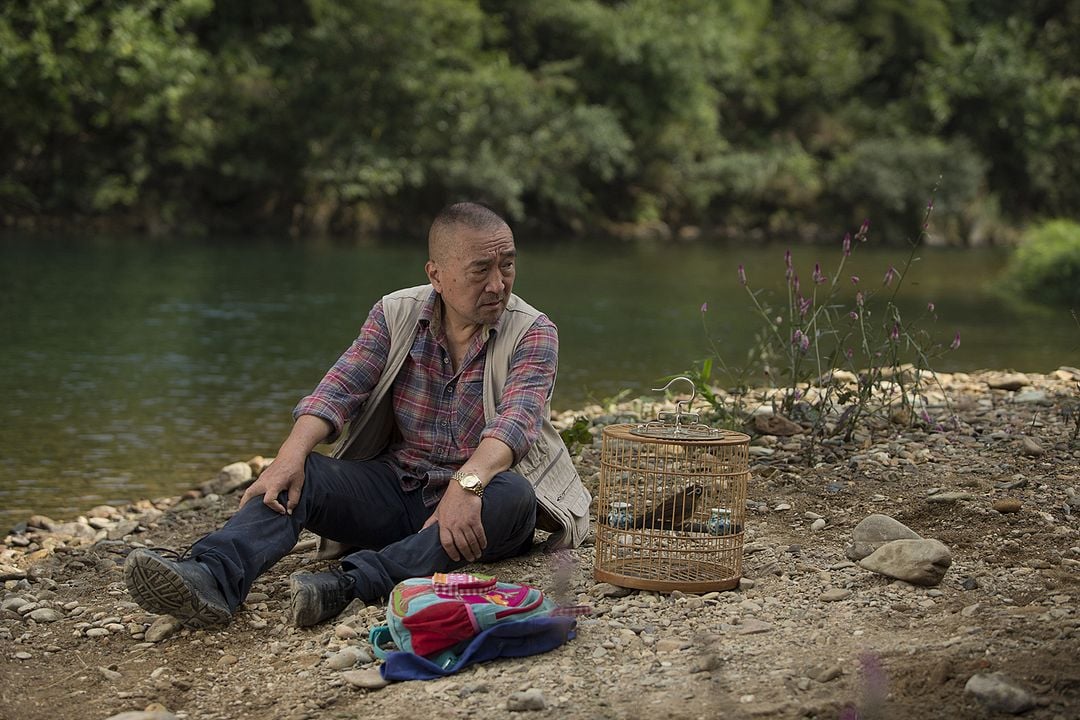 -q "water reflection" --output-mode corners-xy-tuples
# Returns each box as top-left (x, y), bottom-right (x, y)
(1, 234), (1076, 529)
